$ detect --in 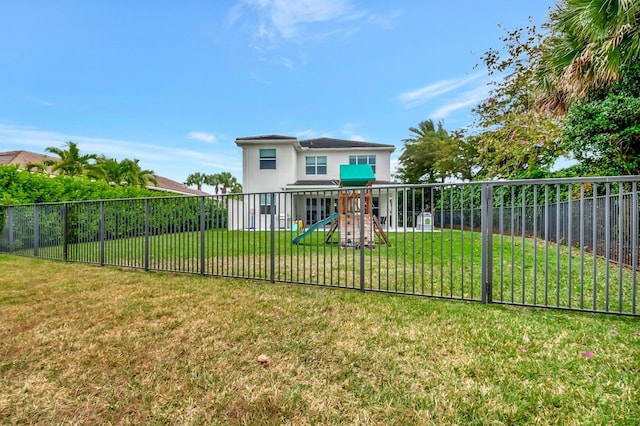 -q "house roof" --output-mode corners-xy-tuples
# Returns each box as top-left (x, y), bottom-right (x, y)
(300, 137), (395, 150)
(235, 135), (395, 151)
(235, 135), (297, 141)
(149, 175), (210, 196)
(0, 150), (56, 169)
